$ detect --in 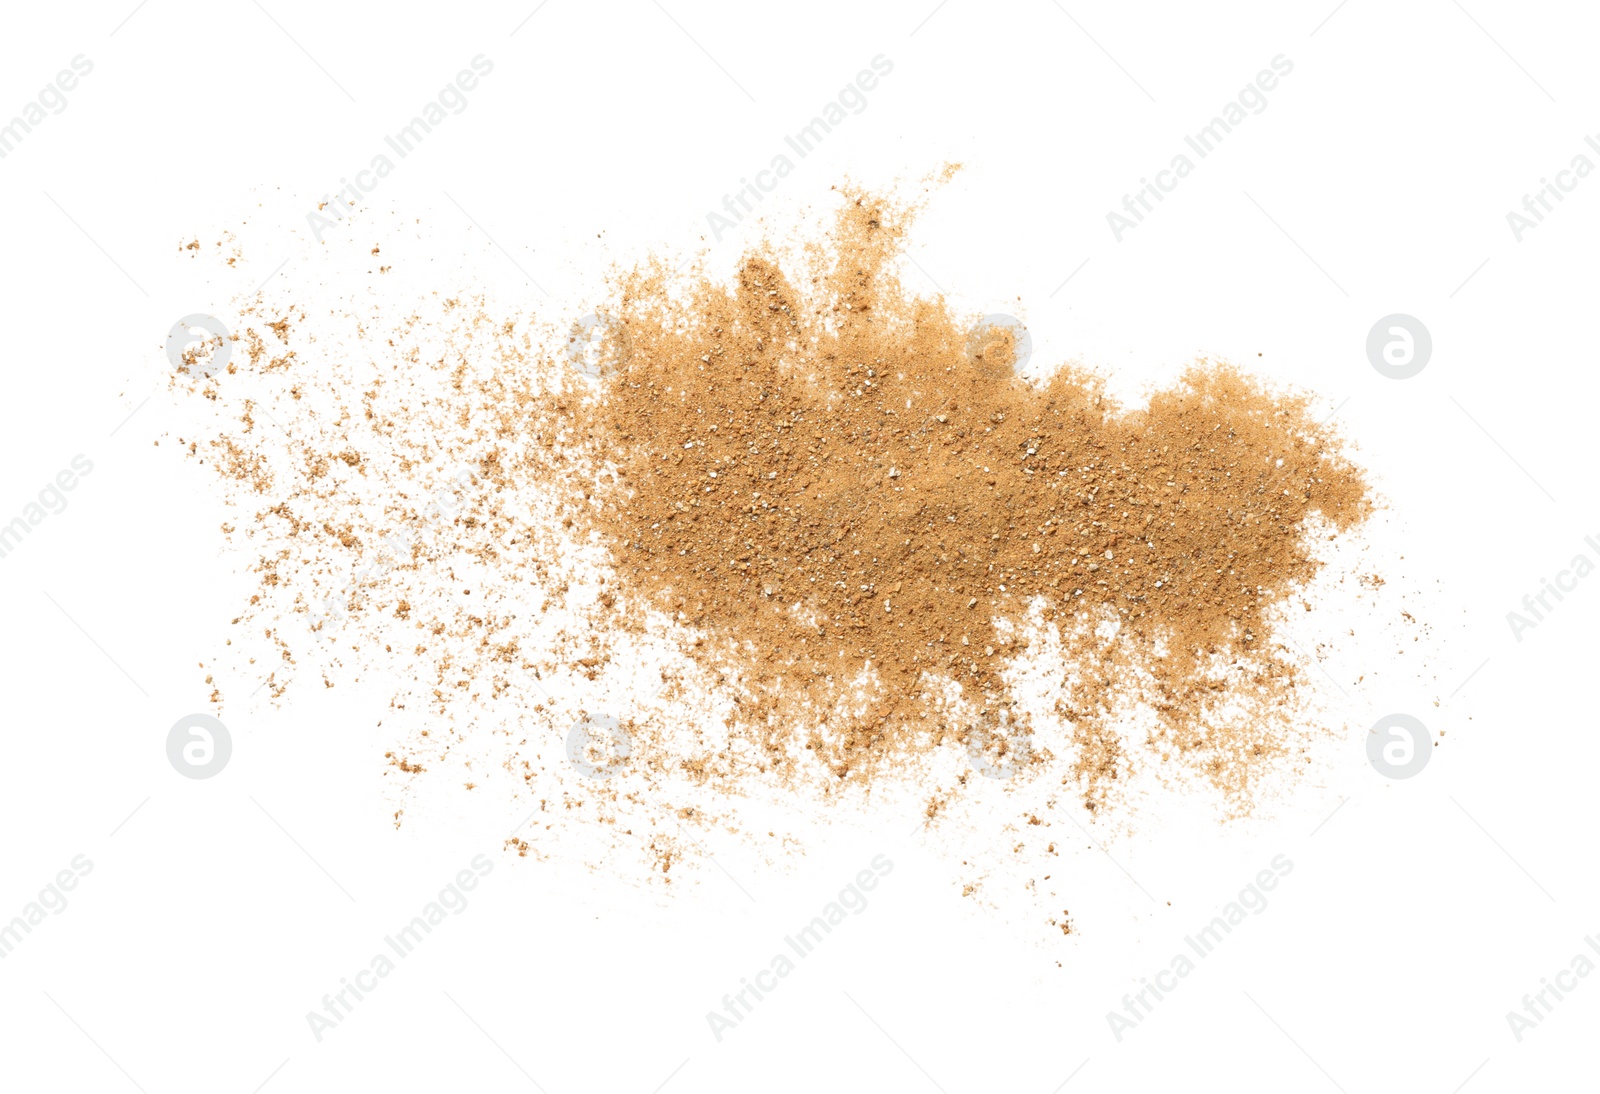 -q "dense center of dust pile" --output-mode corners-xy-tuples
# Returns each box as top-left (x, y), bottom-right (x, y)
(583, 192), (1369, 805)
(178, 186), (1370, 821)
